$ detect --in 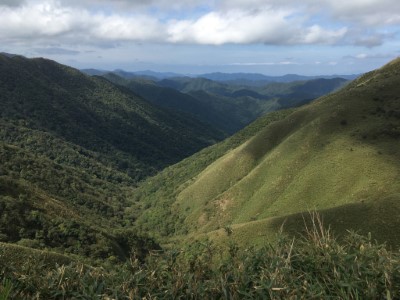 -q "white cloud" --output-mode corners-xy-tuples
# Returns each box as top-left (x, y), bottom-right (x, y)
(0, 0), (165, 44)
(0, 1), (349, 46)
(167, 8), (348, 46)
(0, 0), (397, 49)
(326, 0), (400, 25)
(296, 25), (347, 45)
(356, 53), (368, 59)
(59, 0), (214, 12)
(167, 9), (295, 45)
(219, 0), (400, 27)
(91, 14), (164, 42)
